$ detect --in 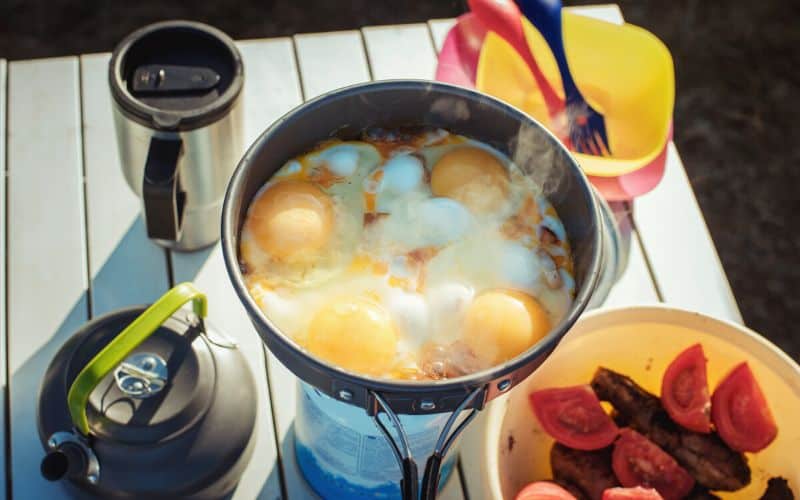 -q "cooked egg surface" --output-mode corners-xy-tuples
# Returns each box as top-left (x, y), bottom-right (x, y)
(431, 146), (510, 214)
(463, 289), (551, 366)
(240, 128), (575, 380)
(244, 180), (334, 259)
(306, 295), (398, 375)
